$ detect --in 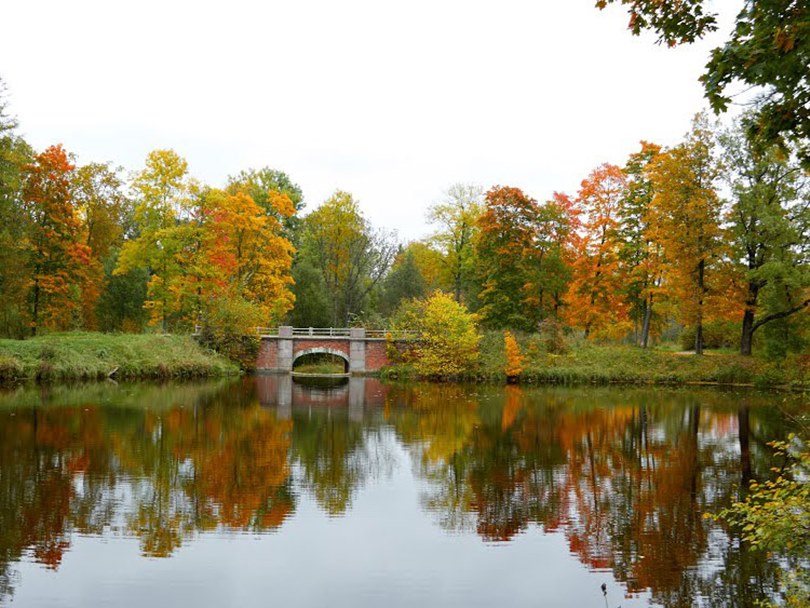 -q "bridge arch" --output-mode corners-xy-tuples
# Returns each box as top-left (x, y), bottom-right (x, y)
(292, 347), (350, 373)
